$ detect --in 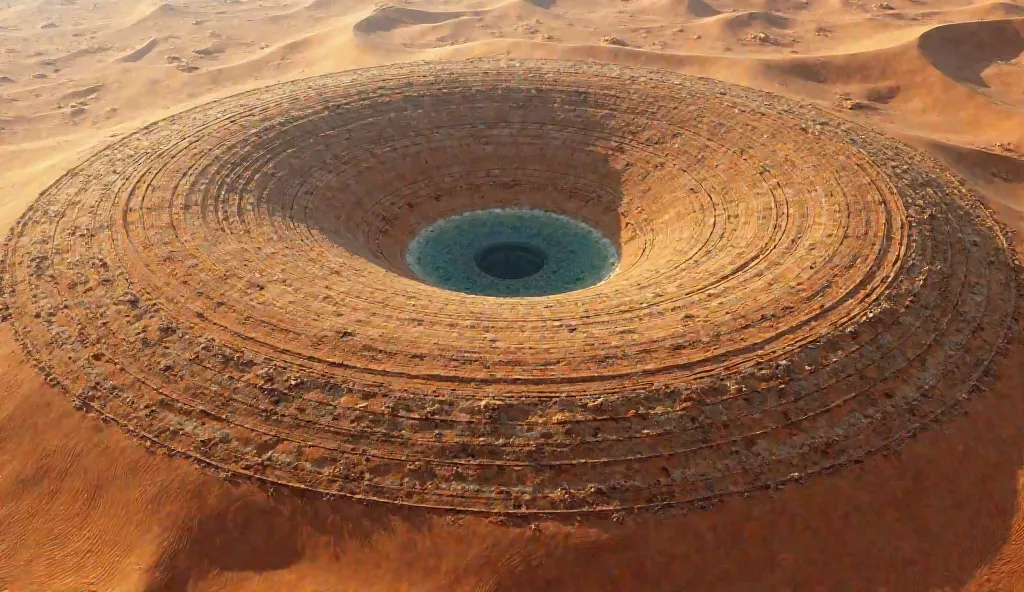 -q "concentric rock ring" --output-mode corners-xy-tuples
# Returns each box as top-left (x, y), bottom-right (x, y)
(1, 59), (1019, 513)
